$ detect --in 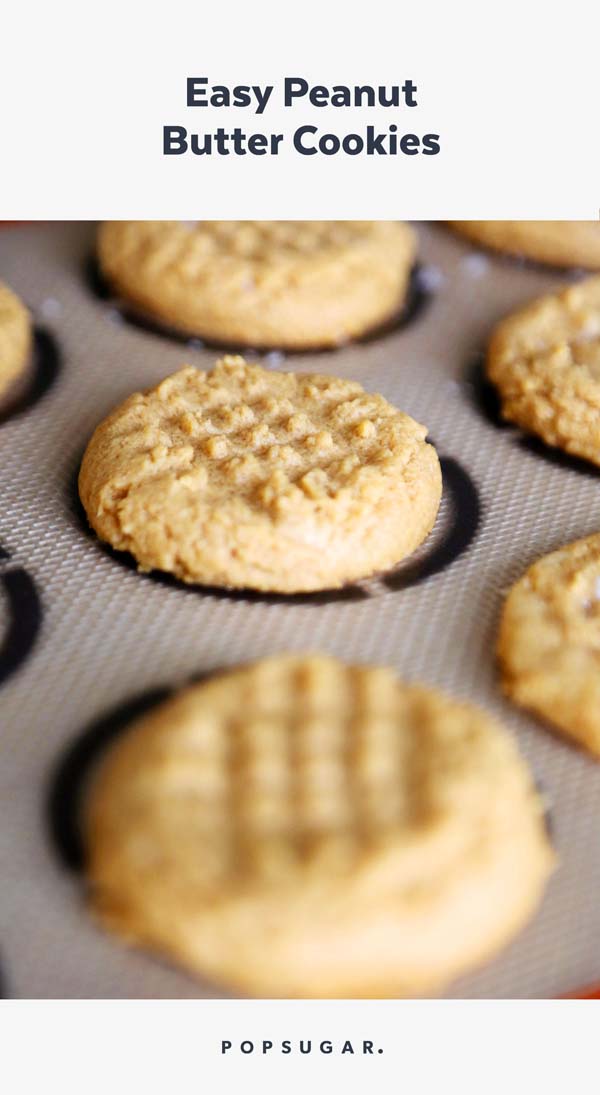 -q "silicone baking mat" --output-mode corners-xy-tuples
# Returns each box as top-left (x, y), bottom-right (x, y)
(1, 222), (600, 1000)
